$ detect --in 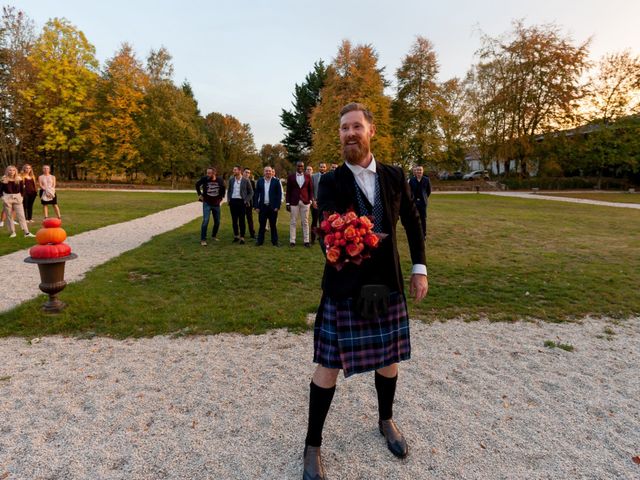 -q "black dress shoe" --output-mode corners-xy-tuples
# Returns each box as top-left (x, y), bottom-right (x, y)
(290, 242), (295, 247)
(379, 419), (408, 458)
(304, 242), (311, 248)
(303, 445), (326, 480)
